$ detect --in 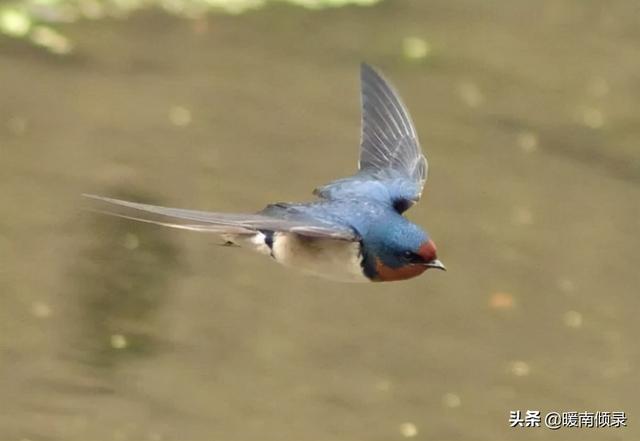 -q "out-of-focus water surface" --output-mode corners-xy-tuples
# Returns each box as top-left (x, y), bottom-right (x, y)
(1, 1), (640, 440)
